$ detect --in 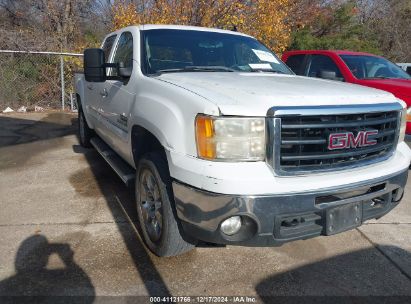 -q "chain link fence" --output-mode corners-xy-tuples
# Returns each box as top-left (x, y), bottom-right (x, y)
(0, 50), (83, 111)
